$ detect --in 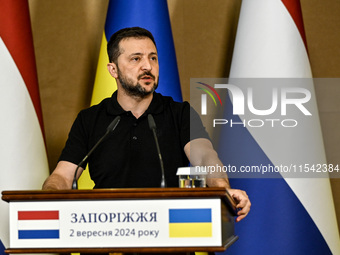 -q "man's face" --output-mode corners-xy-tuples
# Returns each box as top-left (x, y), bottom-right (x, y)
(115, 37), (159, 98)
